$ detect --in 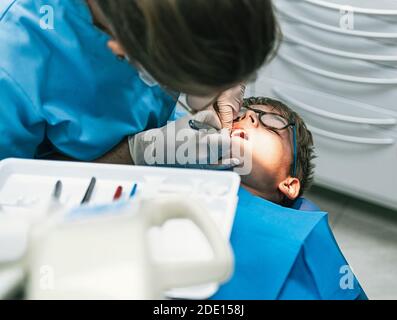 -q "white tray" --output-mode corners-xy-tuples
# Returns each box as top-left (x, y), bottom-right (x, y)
(0, 158), (240, 299)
